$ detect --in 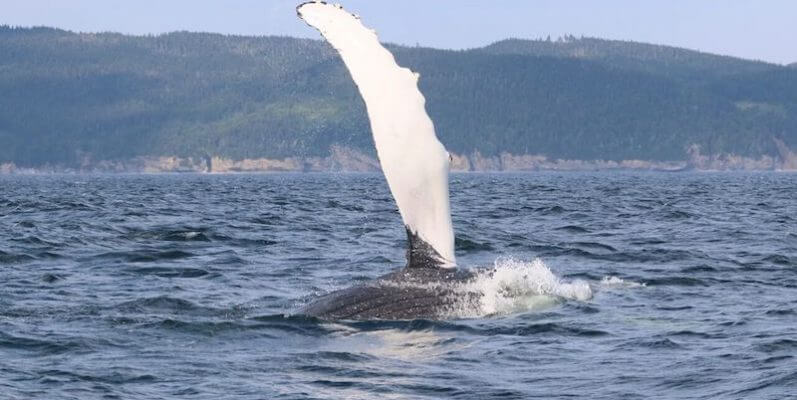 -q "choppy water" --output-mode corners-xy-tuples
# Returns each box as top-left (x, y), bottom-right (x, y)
(1, 172), (795, 399)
